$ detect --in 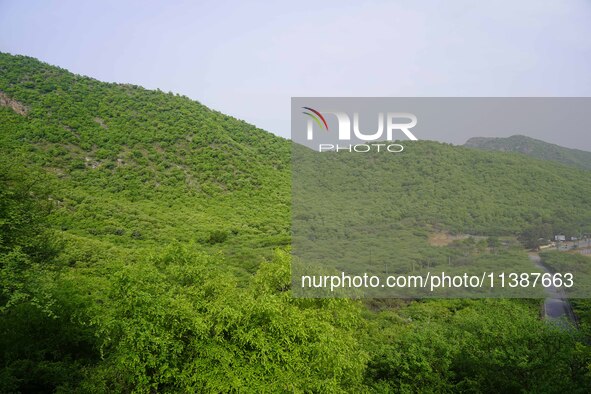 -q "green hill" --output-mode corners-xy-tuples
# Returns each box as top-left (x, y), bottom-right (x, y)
(0, 52), (291, 271)
(1, 53), (591, 392)
(464, 134), (591, 170)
